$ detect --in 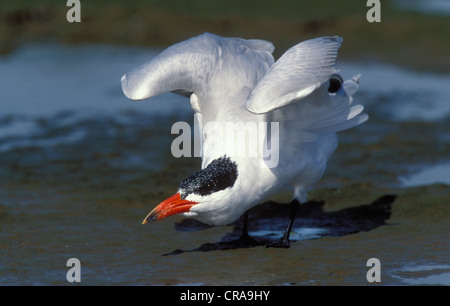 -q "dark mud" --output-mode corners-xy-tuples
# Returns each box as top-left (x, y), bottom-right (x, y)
(1, 0), (449, 71)
(1, 178), (448, 285)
